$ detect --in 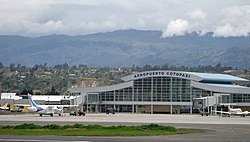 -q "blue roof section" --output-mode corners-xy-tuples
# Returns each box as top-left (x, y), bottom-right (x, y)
(186, 72), (249, 82)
